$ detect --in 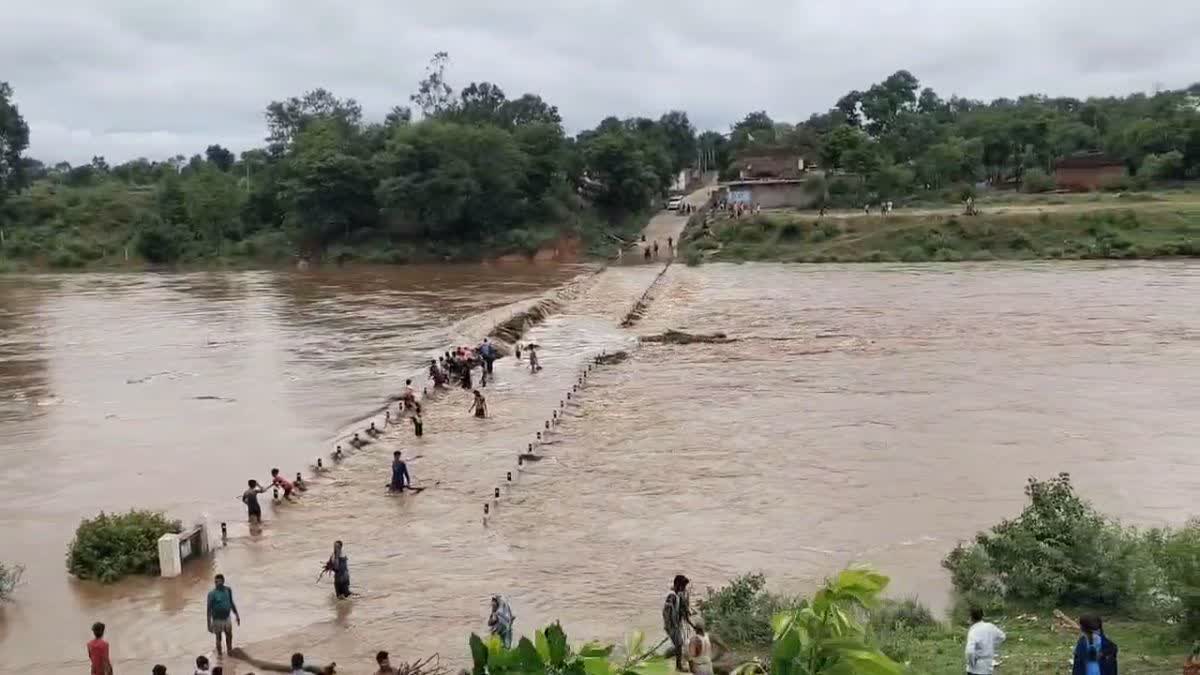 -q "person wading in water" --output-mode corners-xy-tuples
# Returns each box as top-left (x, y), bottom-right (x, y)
(470, 389), (488, 418)
(242, 479), (267, 523)
(390, 451), (411, 491)
(323, 540), (351, 599)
